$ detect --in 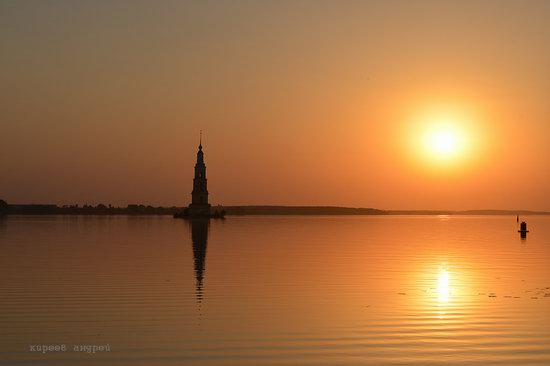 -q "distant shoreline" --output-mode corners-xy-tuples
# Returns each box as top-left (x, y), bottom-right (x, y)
(1, 202), (549, 216)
